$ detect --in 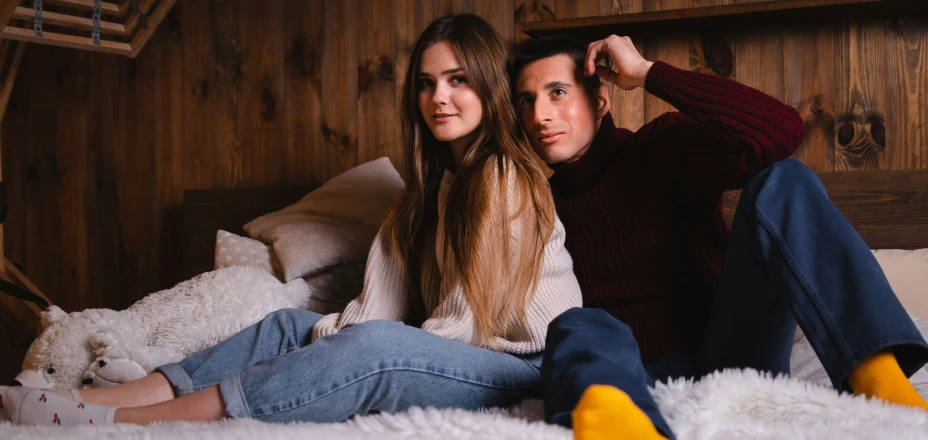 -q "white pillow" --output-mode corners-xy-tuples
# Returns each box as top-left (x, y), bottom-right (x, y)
(214, 230), (280, 277)
(243, 157), (404, 281)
